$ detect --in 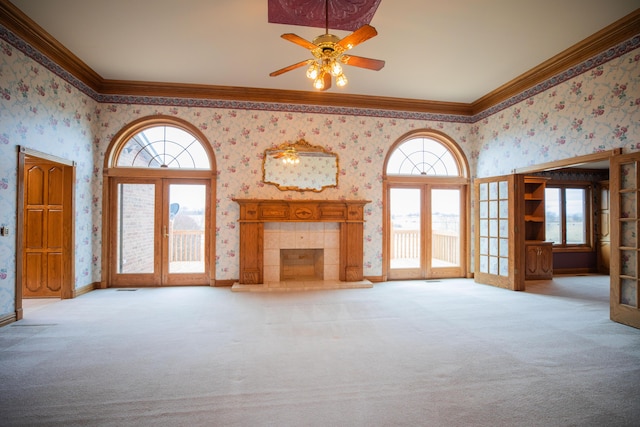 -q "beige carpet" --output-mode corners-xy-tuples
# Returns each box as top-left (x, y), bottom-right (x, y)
(1, 276), (639, 426)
